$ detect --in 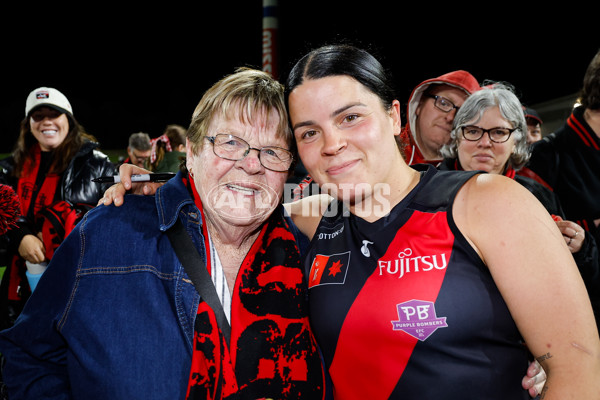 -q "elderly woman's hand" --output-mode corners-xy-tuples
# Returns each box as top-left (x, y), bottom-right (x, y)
(553, 216), (586, 253)
(521, 360), (546, 398)
(99, 164), (163, 207)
